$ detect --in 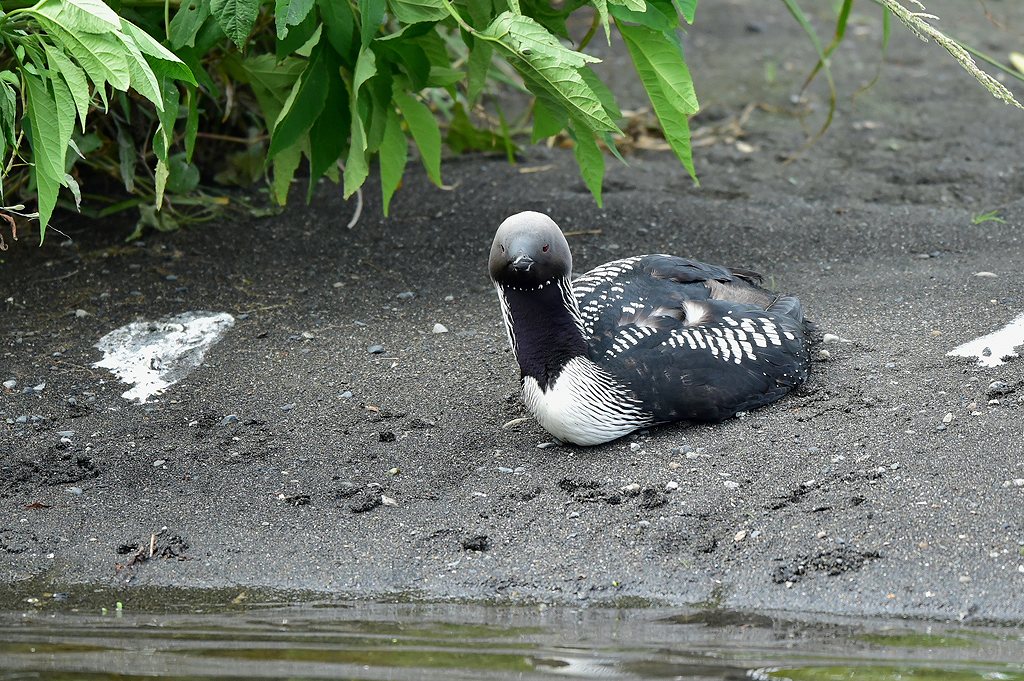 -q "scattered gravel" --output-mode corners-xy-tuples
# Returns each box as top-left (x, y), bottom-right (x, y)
(349, 491), (382, 513)
(462, 535), (491, 551)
